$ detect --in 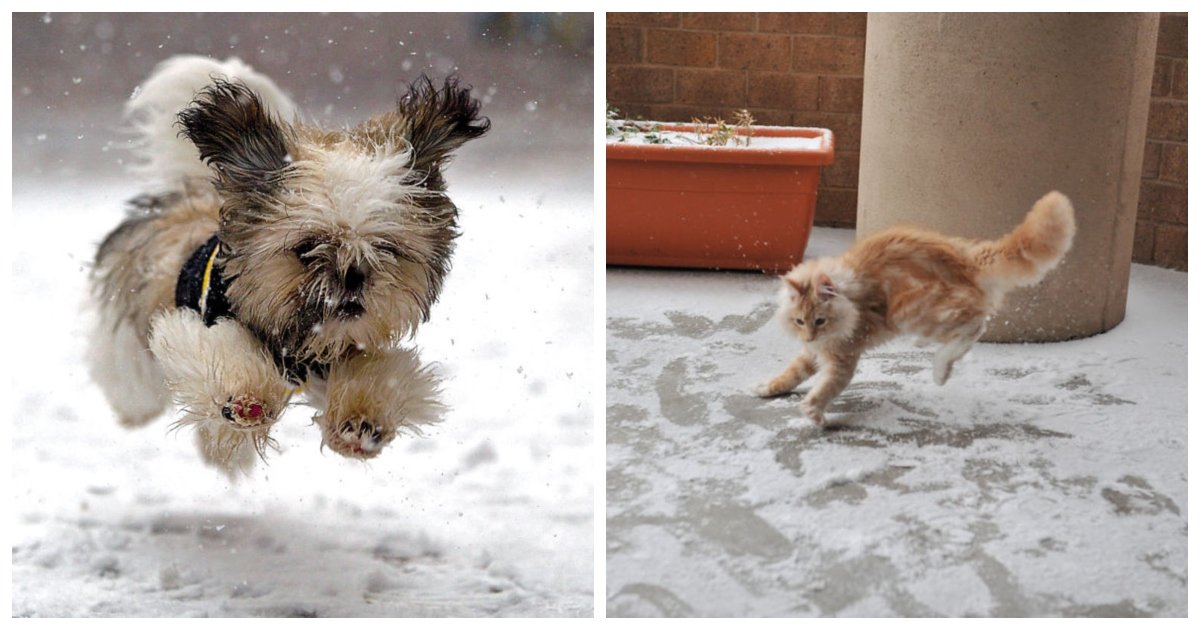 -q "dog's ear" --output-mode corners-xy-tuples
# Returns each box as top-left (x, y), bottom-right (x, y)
(359, 75), (489, 190)
(178, 79), (293, 195)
